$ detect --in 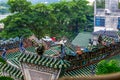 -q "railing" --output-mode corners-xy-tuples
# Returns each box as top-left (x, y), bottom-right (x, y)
(96, 9), (120, 16)
(59, 72), (120, 80)
(96, 9), (105, 16)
